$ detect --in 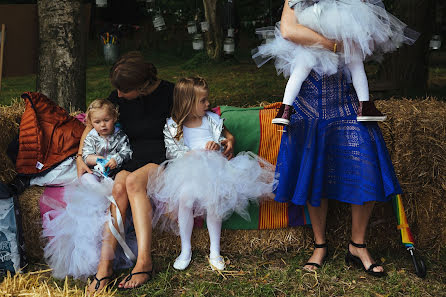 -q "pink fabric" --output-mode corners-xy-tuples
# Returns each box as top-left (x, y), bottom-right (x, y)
(75, 113), (86, 124)
(39, 187), (66, 220)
